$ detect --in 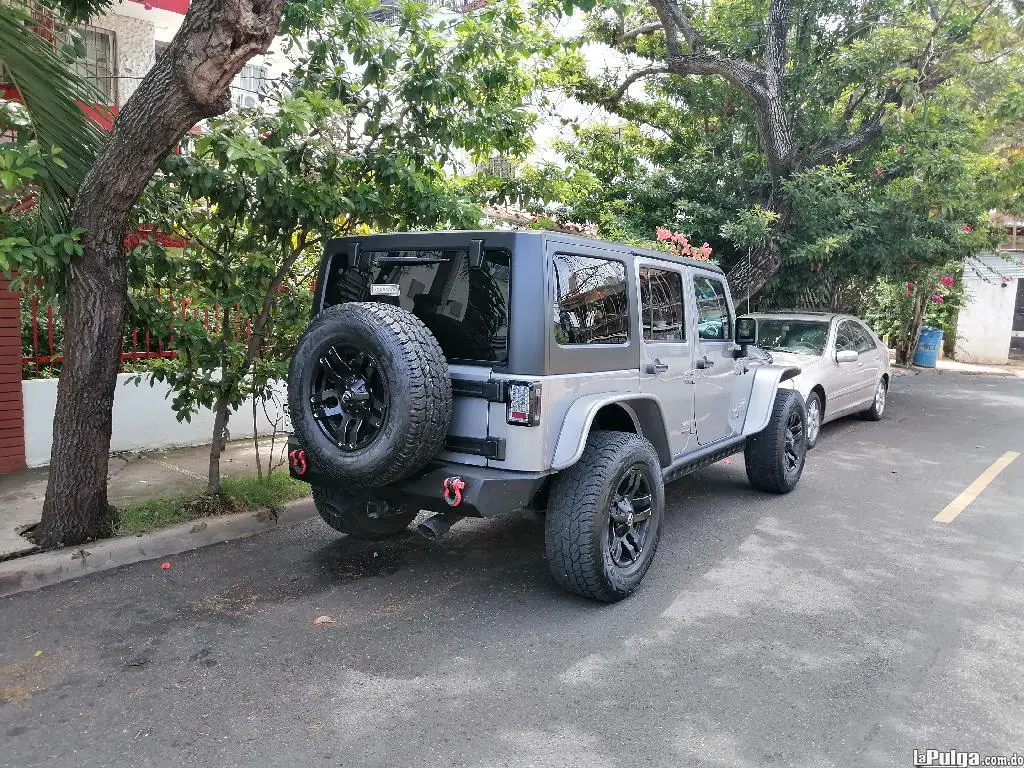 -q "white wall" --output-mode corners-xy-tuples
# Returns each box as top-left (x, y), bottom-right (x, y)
(22, 374), (288, 468)
(955, 275), (1018, 365)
